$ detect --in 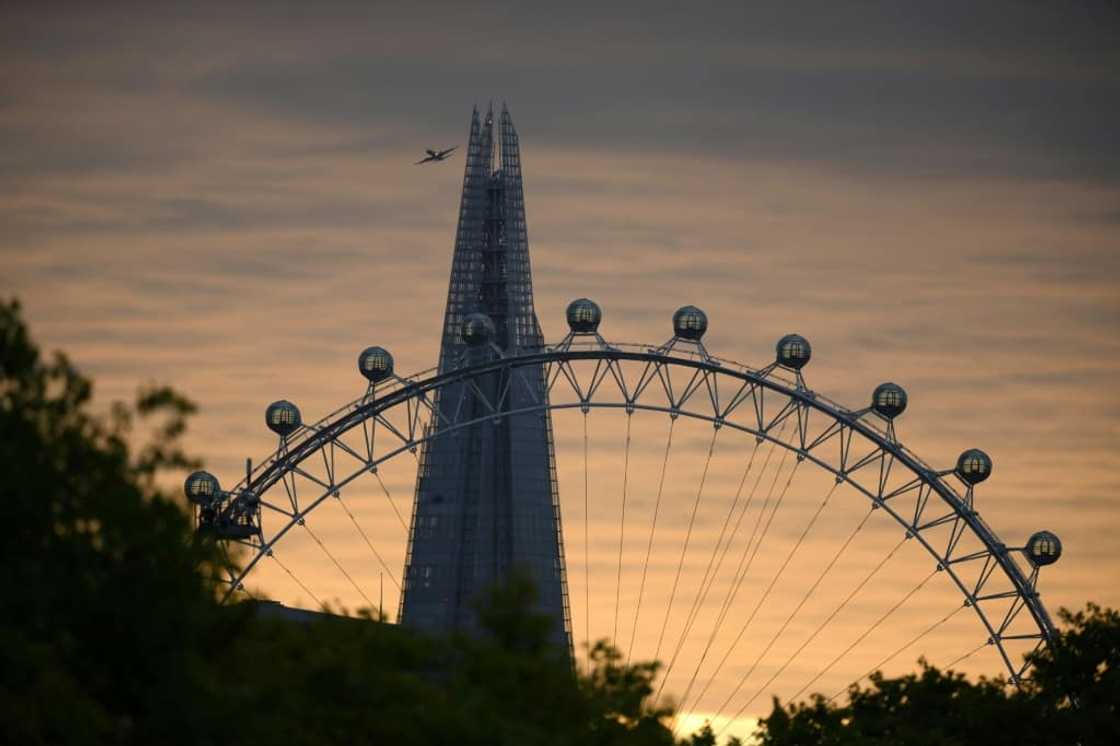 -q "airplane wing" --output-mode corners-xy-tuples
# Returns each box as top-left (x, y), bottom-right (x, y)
(437, 146), (457, 158)
(415, 155), (437, 165)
